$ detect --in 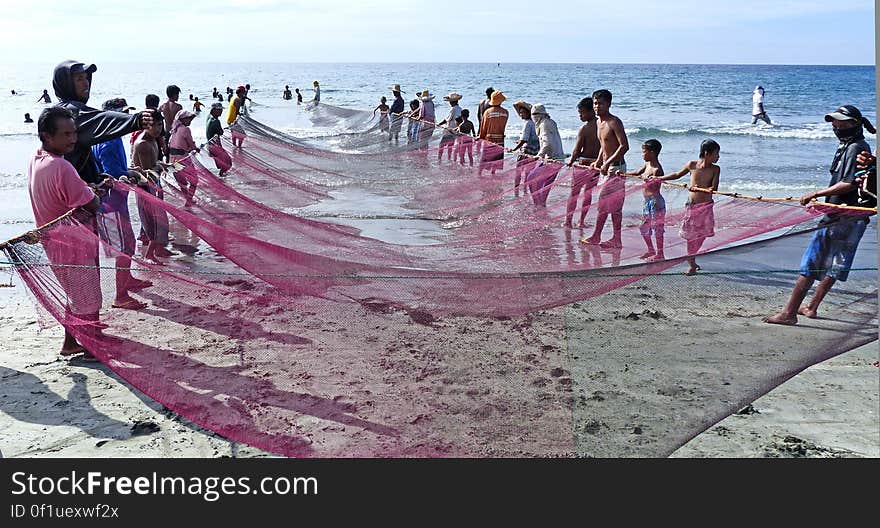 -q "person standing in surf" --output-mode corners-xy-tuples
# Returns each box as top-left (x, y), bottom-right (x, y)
(751, 85), (771, 125)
